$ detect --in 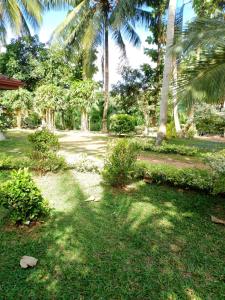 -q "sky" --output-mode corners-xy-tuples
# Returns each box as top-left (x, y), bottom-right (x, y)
(6, 1), (195, 87)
